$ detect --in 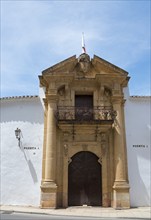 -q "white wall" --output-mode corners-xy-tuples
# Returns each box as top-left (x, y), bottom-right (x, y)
(124, 94), (151, 207)
(1, 94), (150, 207)
(1, 97), (44, 206)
